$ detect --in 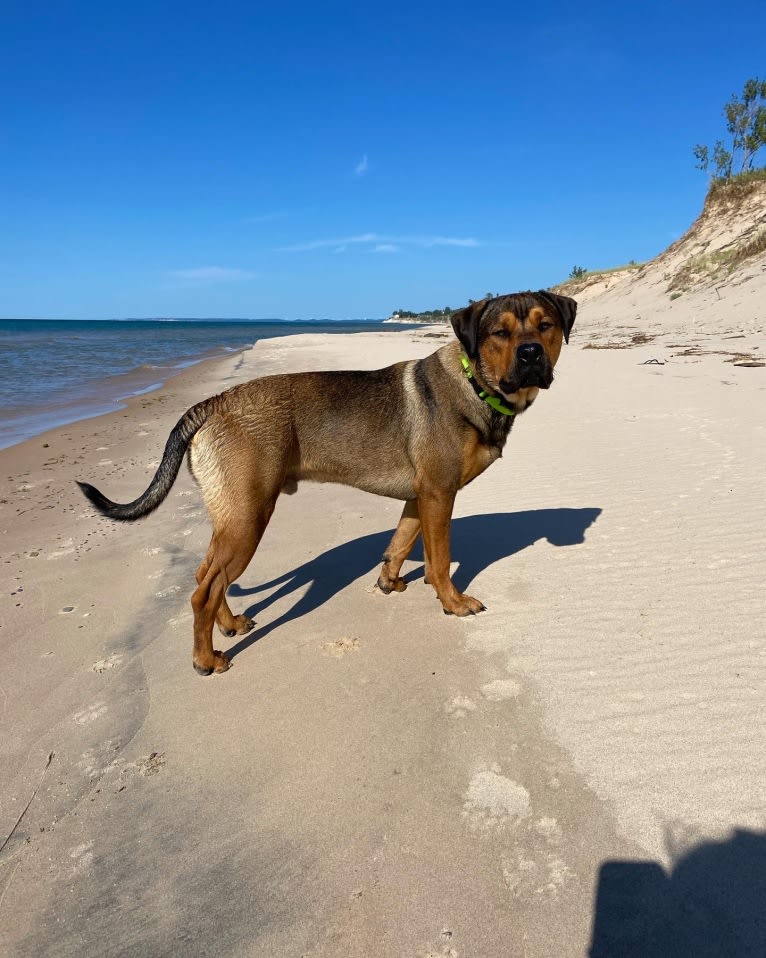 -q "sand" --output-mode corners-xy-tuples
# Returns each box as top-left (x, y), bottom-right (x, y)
(1, 314), (765, 957)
